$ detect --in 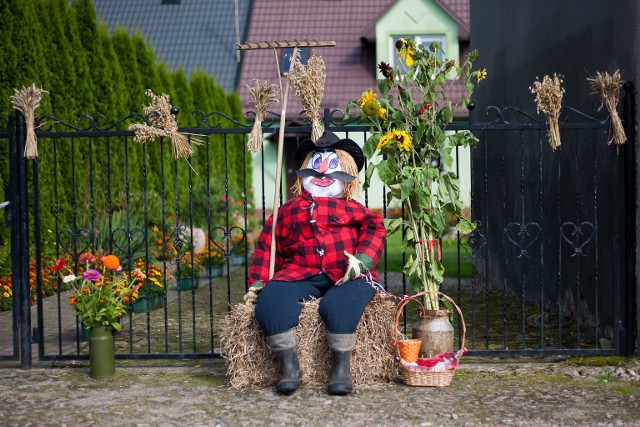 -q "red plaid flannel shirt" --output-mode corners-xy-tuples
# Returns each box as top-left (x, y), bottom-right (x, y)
(249, 191), (386, 285)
